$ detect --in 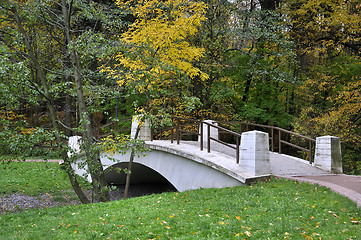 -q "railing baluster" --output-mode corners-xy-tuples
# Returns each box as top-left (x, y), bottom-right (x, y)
(170, 126), (173, 144)
(151, 127), (153, 141)
(309, 140), (312, 164)
(200, 121), (203, 151)
(236, 136), (240, 164)
(176, 118), (180, 145)
(207, 123), (210, 153)
(271, 127), (274, 152)
(279, 129), (282, 154)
